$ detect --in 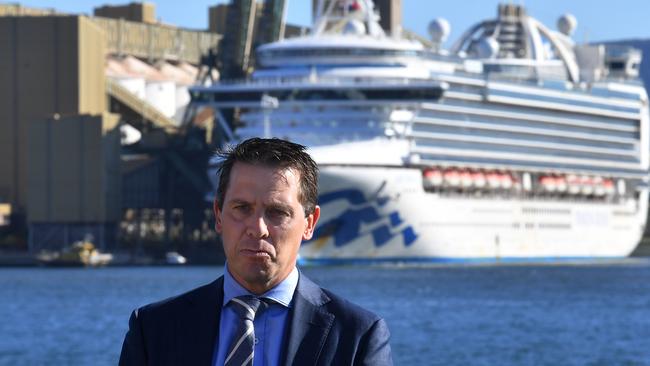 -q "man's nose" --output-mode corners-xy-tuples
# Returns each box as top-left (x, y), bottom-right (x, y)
(246, 213), (269, 238)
